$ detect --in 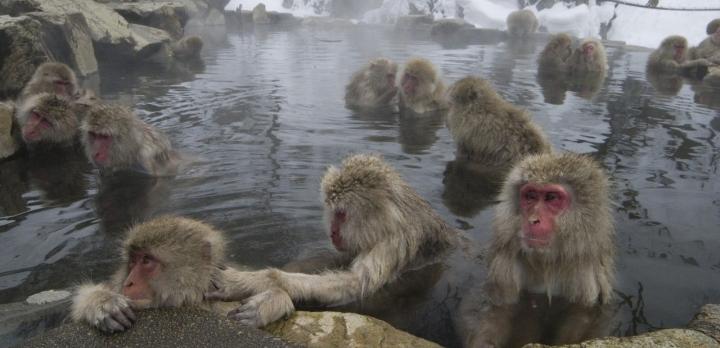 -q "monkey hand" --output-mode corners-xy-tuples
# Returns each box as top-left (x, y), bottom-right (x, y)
(227, 287), (295, 327)
(71, 283), (137, 333)
(206, 268), (280, 301)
